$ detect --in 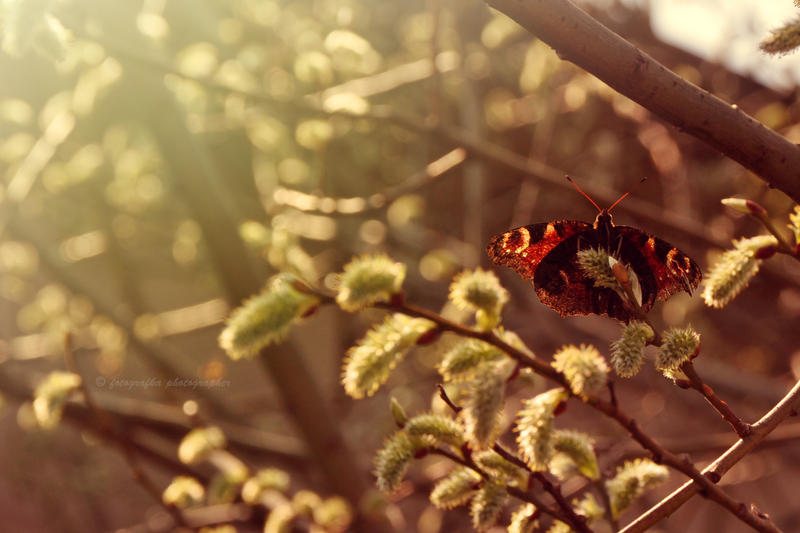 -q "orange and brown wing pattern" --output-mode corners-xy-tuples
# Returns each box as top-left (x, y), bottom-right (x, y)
(614, 226), (702, 300)
(486, 220), (593, 281)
